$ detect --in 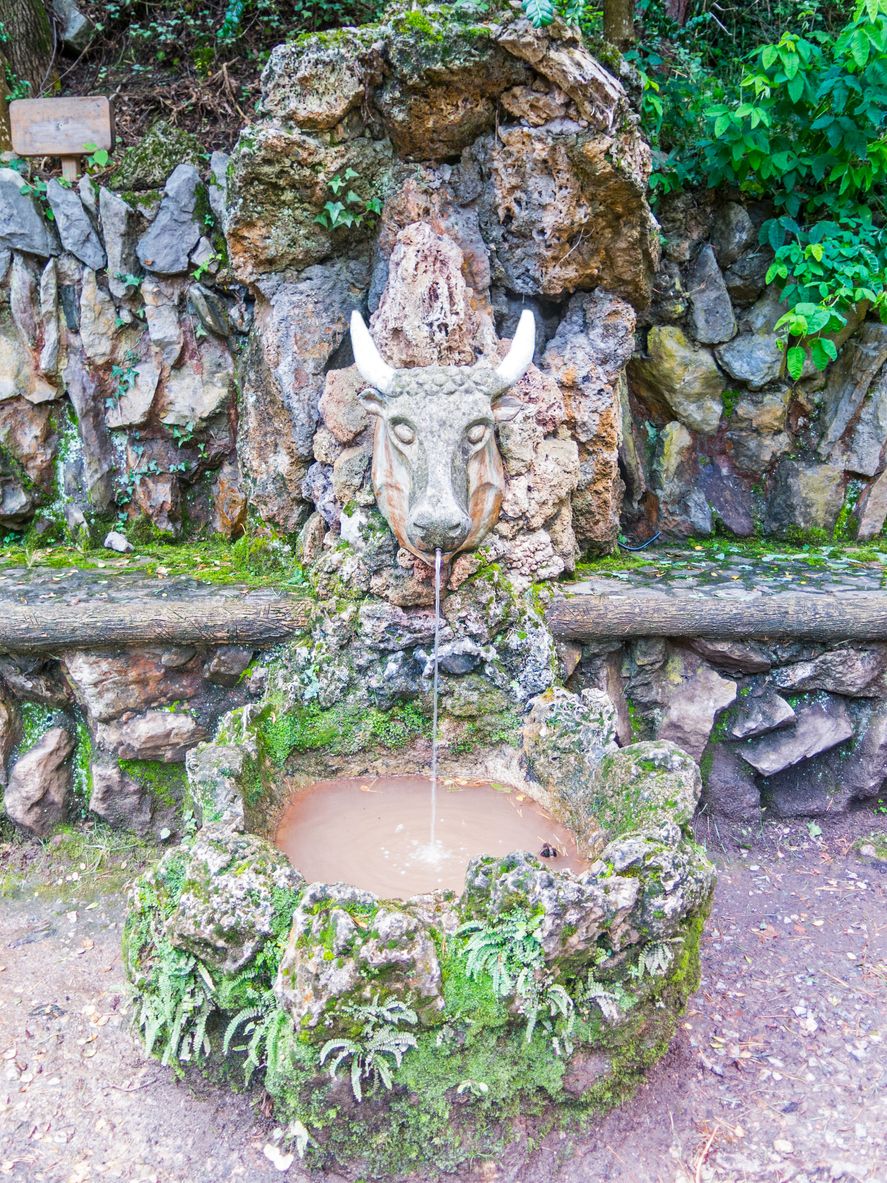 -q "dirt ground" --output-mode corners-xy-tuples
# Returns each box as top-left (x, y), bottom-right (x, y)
(1, 812), (884, 1183)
